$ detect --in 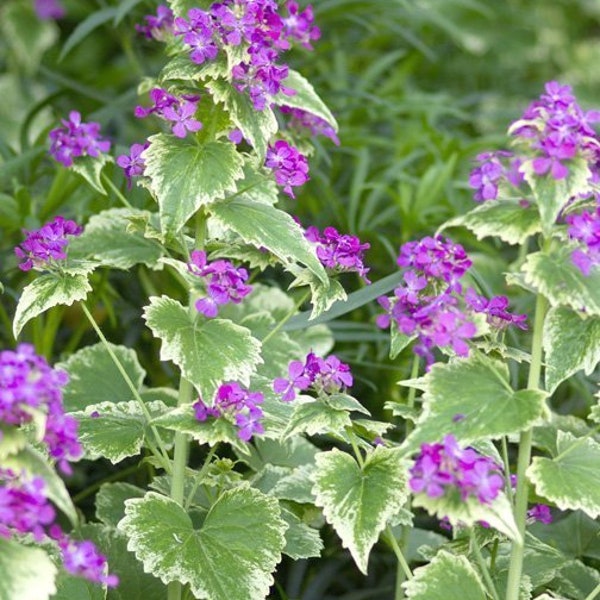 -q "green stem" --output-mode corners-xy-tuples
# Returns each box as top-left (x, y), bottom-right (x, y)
(80, 303), (172, 473)
(347, 428), (365, 468)
(101, 172), (133, 208)
(184, 445), (218, 510)
(385, 526), (413, 582)
(72, 462), (141, 503)
(501, 437), (514, 504)
(262, 290), (311, 346)
(404, 354), (420, 438)
(471, 530), (499, 600)
(505, 292), (547, 600)
(585, 582), (600, 600)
